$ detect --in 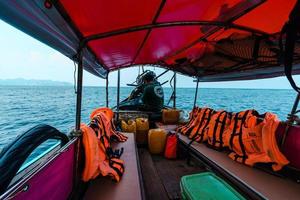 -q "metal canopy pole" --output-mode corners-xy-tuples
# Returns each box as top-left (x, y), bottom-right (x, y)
(106, 74), (109, 107)
(173, 72), (176, 108)
(194, 78), (199, 108)
(75, 51), (83, 131)
(116, 69), (121, 120)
